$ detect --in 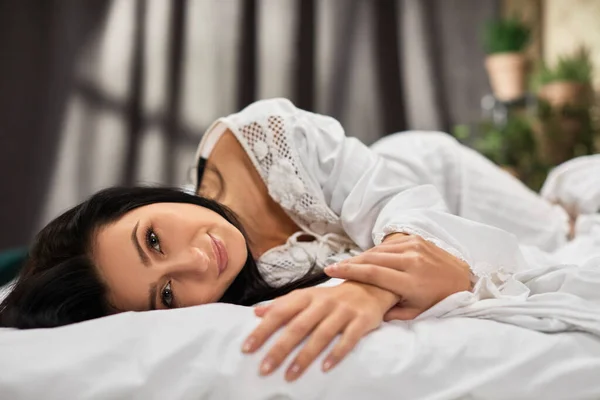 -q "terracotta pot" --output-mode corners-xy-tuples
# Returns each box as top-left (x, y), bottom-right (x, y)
(485, 52), (528, 102)
(534, 81), (592, 164)
(537, 81), (591, 108)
